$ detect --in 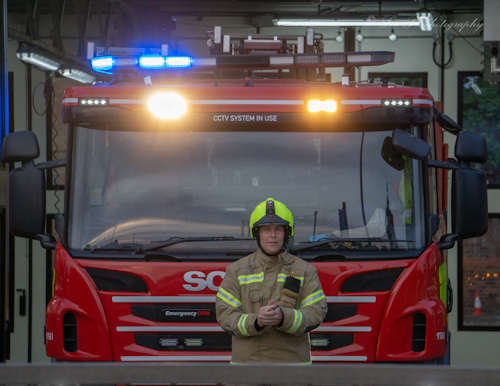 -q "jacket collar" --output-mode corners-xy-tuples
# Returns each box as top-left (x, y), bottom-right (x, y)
(254, 248), (294, 270)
